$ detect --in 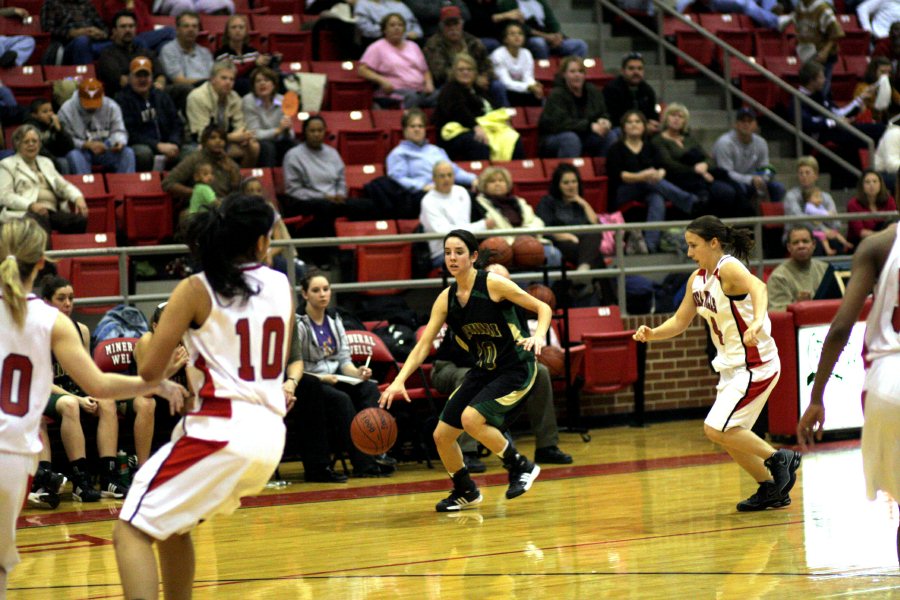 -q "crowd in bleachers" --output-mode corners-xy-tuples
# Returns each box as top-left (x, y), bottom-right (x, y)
(0, 0), (895, 288)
